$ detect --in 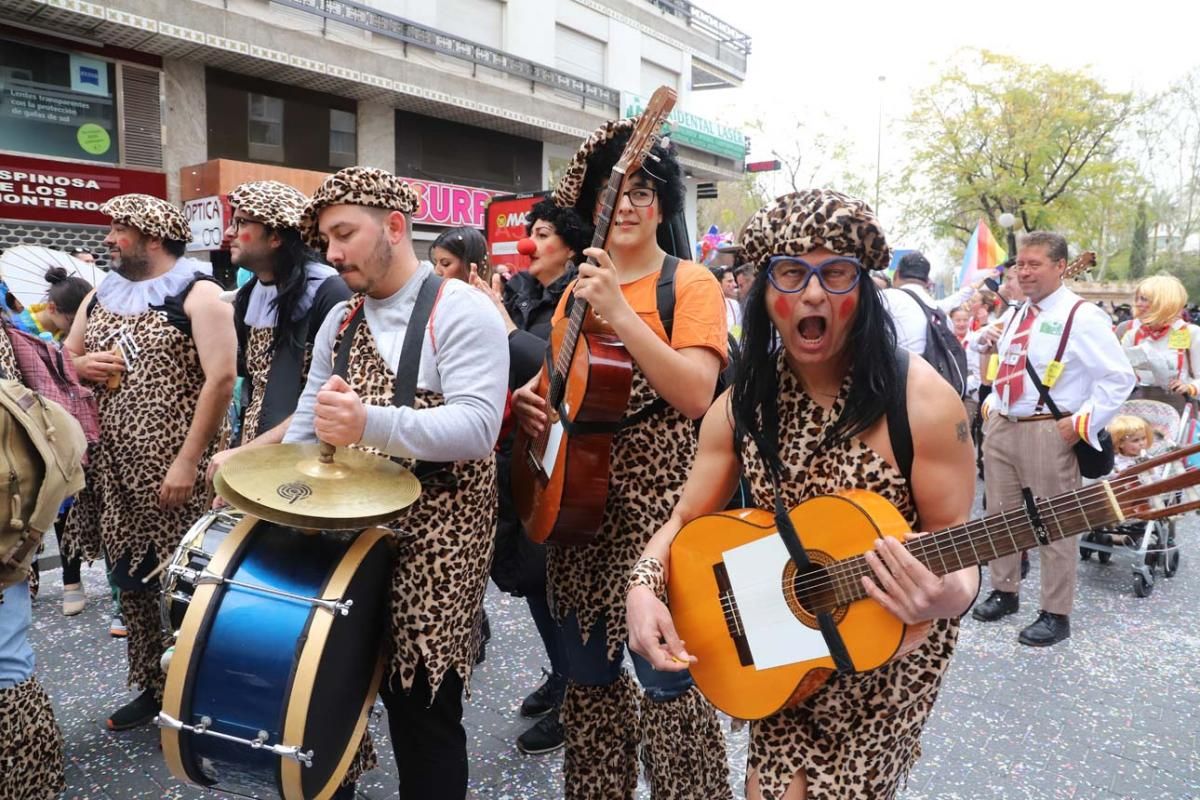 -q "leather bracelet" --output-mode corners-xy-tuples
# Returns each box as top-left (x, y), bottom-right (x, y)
(627, 556), (667, 601)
